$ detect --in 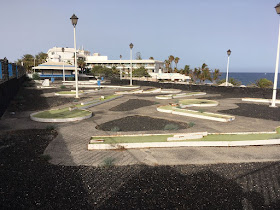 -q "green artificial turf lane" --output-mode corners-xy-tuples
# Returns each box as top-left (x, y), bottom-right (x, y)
(33, 108), (91, 119)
